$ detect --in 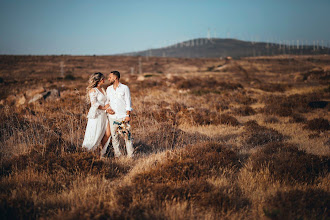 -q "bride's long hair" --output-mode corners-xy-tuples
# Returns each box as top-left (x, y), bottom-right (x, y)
(86, 72), (105, 103)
